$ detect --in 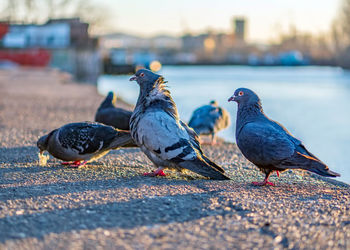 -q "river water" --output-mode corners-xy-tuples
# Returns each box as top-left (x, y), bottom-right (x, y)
(97, 66), (350, 183)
